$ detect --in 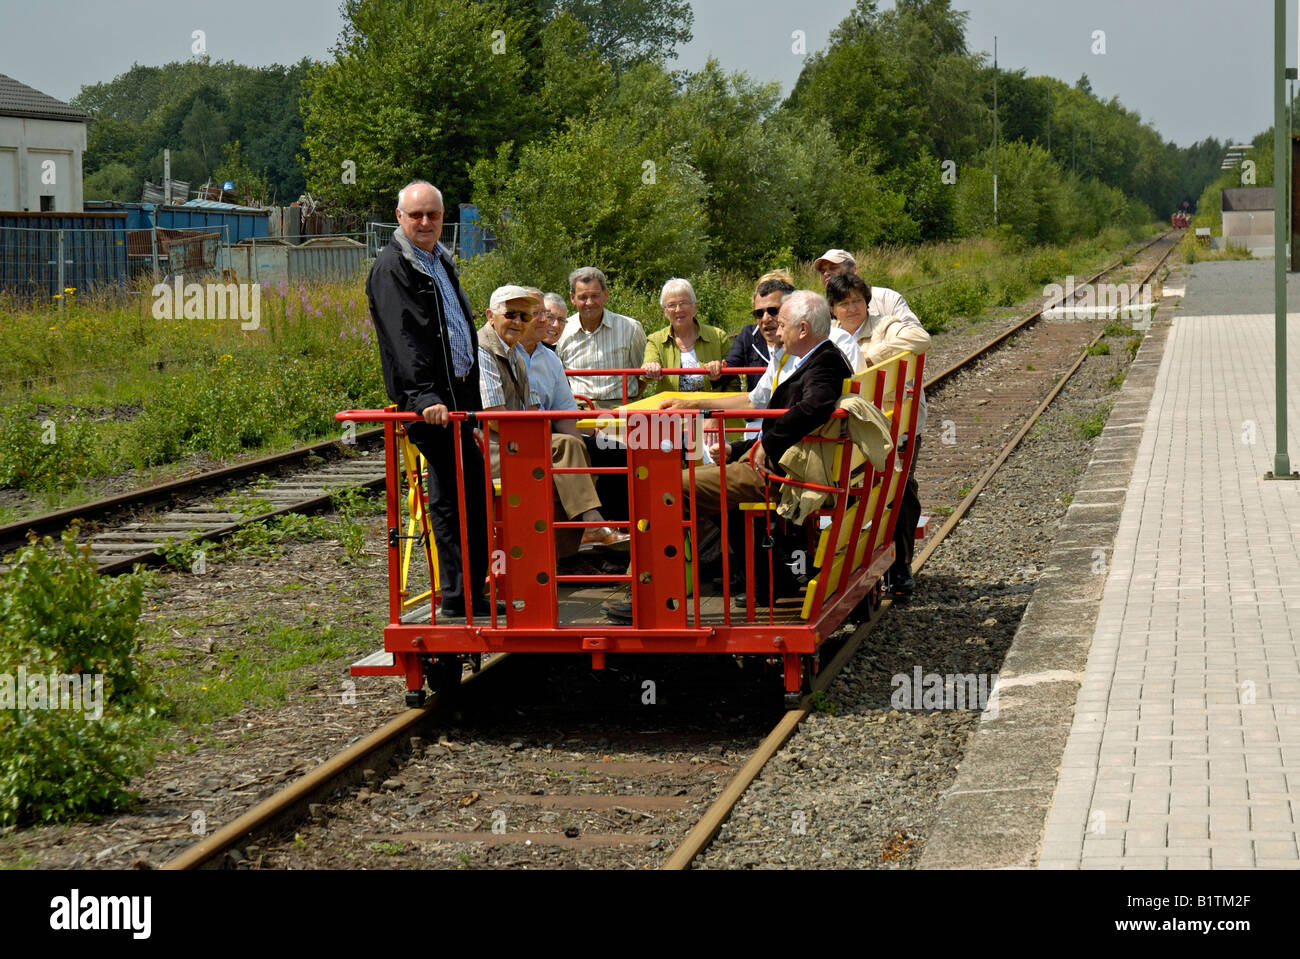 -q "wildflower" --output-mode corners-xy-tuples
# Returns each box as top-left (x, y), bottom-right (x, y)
(340, 330), (346, 340)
